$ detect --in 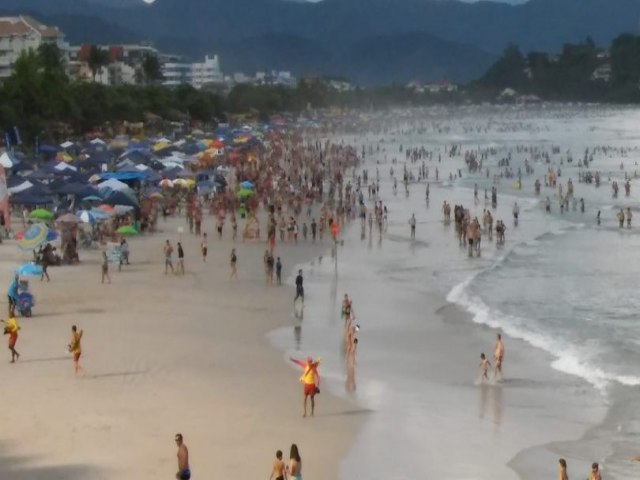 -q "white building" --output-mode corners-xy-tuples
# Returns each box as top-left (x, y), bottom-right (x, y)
(162, 54), (223, 89)
(0, 16), (67, 78)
